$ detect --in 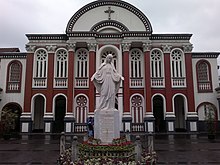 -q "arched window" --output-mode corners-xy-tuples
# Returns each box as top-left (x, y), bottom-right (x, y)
(150, 49), (164, 87)
(196, 60), (212, 92)
(131, 95), (144, 132)
(170, 49), (186, 87)
(35, 49), (47, 78)
(129, 49), (144, 87)
(33, 49), (48, 87)
(131, 95), (144, 123)
(75, 95), (88, 123)
(101, 48), (117, 69)
(54, 49), (68, 88)
(7, 61), (22, 92)
(75, 48), (89, 88)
